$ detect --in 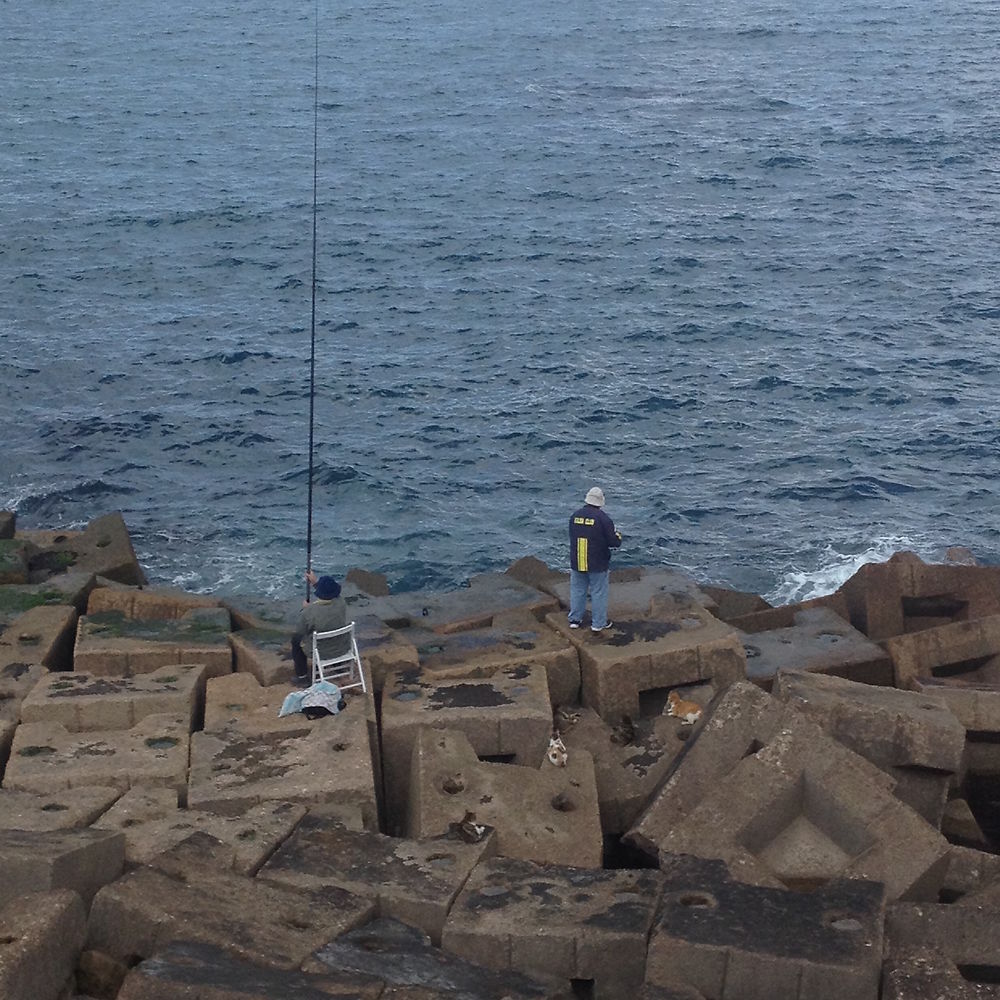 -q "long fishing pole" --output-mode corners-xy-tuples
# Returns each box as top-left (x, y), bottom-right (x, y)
(305, 0), (320, 602)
